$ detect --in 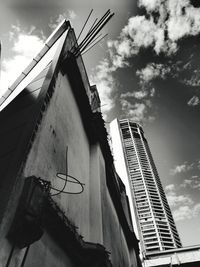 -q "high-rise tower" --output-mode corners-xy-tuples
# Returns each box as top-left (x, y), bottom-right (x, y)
(110, 118), (182, 255)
